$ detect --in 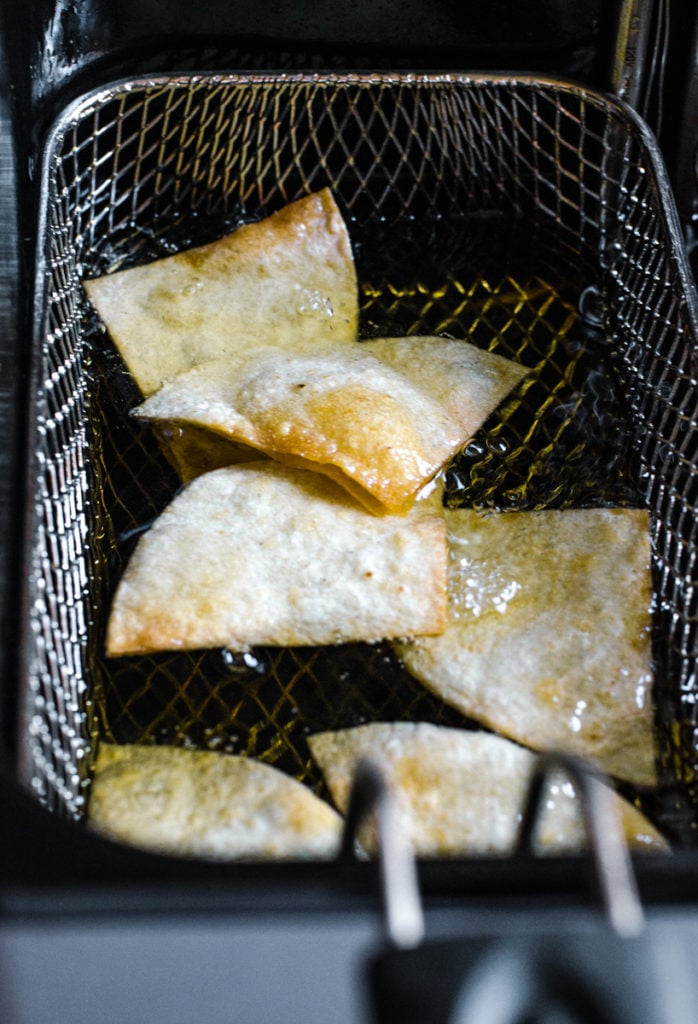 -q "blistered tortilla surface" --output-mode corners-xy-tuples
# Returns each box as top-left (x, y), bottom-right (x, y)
(88, 743), (342, 860)
(83, 188), (358, 395)
(308, 722), (667, 856)
(135, 336), (528, 513)
(106, 461), (447, 655)
(393, 507), (656, 786)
